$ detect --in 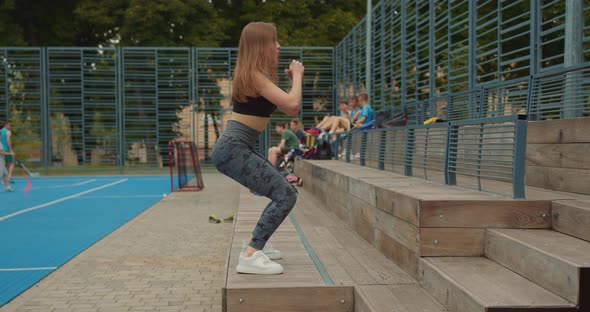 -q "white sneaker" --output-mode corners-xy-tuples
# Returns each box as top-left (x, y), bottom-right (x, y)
(236, 250), (284, 275)
(242, 241), (282, 260)
(262, 245), (282, 260)
(5, 186), (13, 192)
